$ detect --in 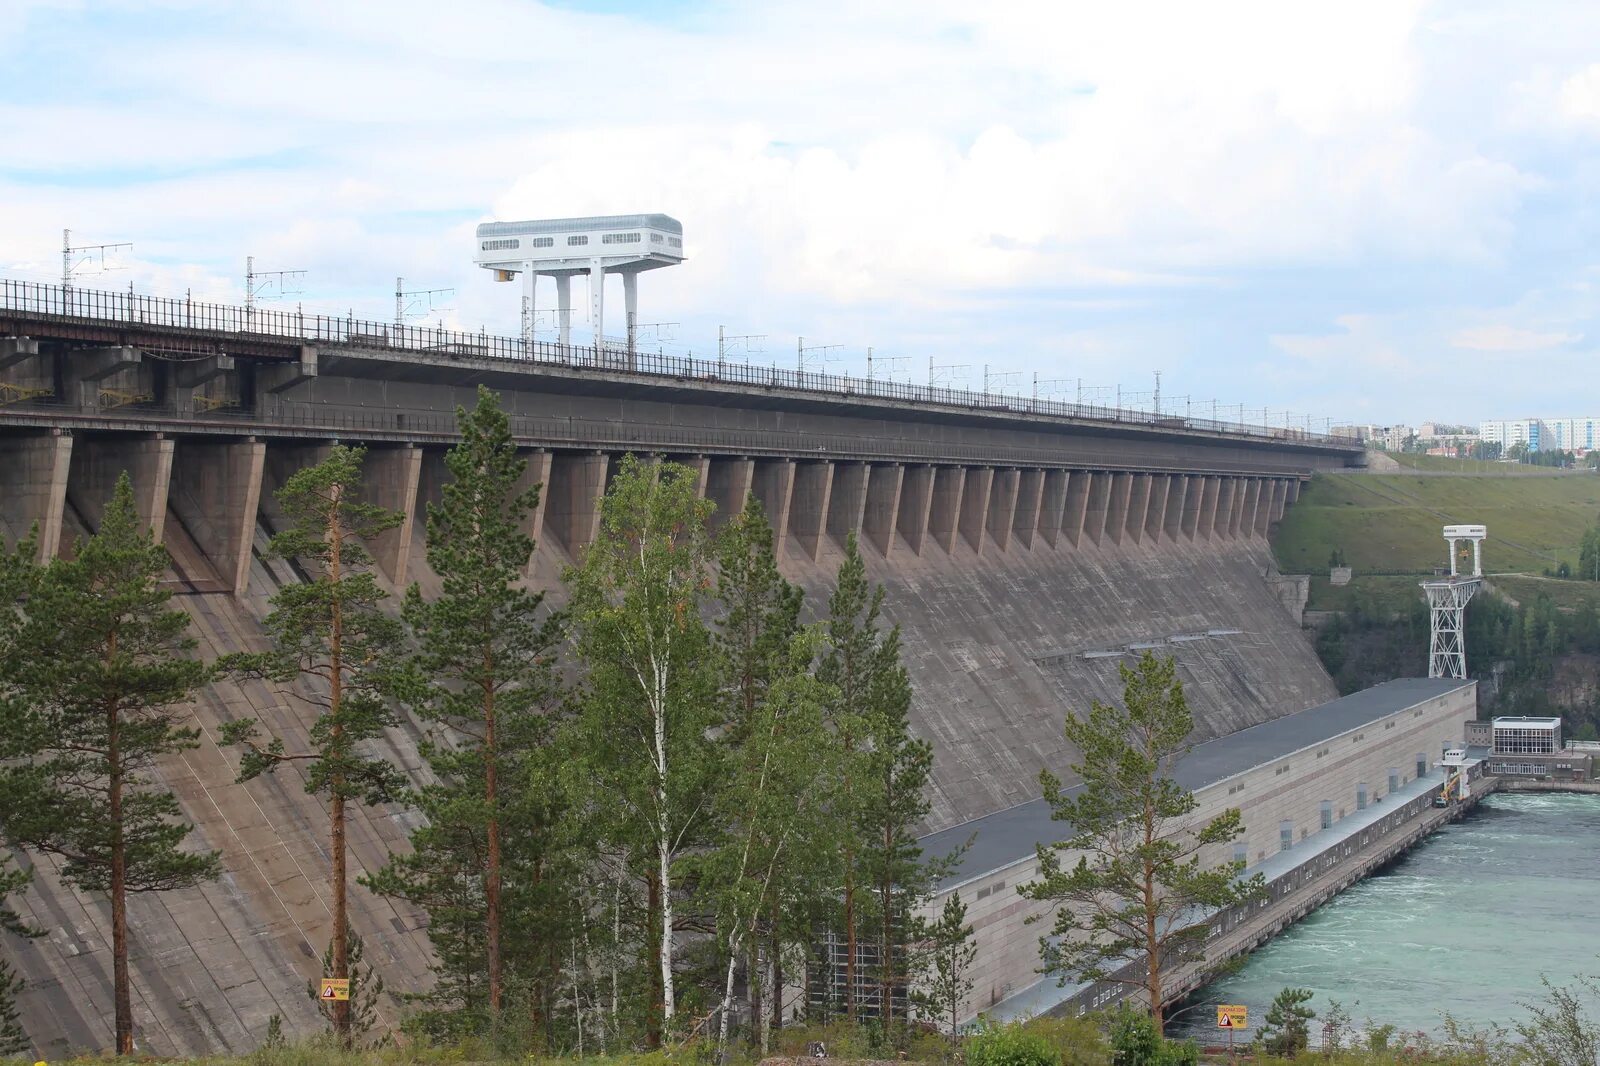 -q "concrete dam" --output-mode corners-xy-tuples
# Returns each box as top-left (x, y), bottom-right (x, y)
(0, 281), (1359, 1053)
